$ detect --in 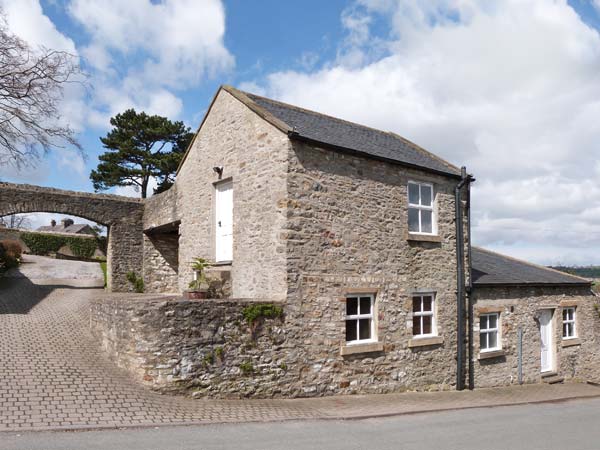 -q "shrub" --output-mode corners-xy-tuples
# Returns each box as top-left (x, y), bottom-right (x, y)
(0, 240), (21, 273)
(20, 232), (101, 258)
(0, 240), (22, 260)
(242, 304), (283, 326)
(126, 271), (144, 293)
